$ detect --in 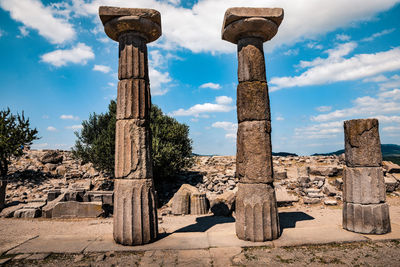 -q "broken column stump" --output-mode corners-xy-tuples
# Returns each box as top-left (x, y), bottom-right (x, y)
(343, 119), (391, 234)
(222, 7), (284, 241)
(99, 6), (161, 245)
